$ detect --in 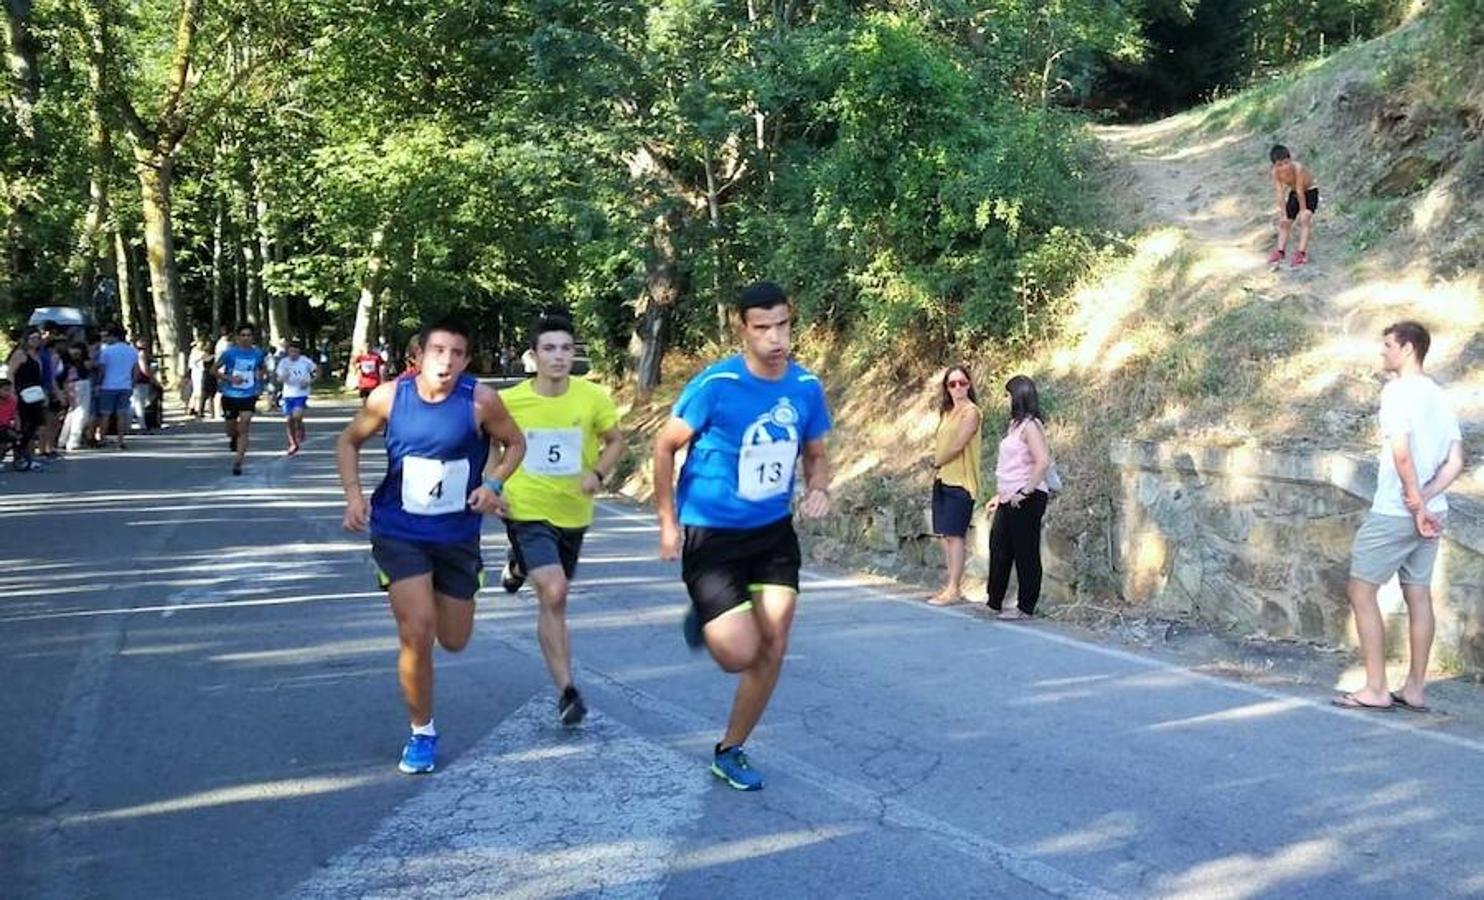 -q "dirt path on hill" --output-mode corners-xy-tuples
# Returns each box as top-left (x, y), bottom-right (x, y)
(1093, 119), (1347, 312)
